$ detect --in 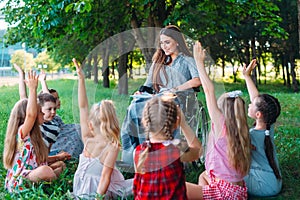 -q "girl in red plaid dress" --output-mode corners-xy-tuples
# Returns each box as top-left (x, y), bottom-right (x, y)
(133, 96), (202, 200)
(185, 42), (251, 199)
